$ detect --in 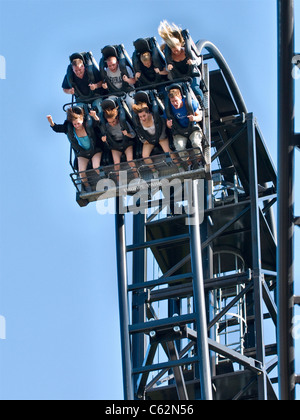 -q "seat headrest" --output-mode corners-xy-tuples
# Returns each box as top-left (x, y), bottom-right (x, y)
(101, 98), (117, 110)
(166, 83), (184, 95)
(133, 38), (151, 54)
(72, 106), (84, 114)
(69, 52), (84, 63)
(101, 45), (118, 60)
(133, 91), (150, 105)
